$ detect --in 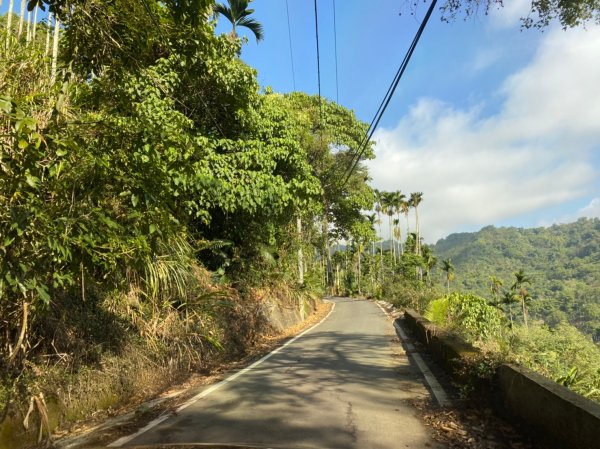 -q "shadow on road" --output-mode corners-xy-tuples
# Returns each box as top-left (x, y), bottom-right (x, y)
(127, 300), (436, 449)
